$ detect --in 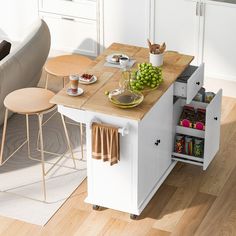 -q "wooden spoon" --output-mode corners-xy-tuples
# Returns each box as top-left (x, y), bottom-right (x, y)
(159, 42), (166, 54)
